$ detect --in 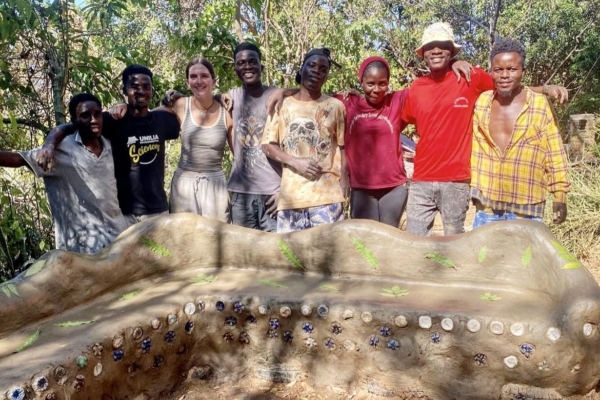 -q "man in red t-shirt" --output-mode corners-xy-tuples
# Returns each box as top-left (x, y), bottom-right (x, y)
(402, 22), (567, 236)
